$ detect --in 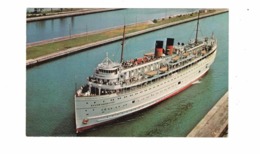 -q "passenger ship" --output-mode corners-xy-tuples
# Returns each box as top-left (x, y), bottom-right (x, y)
(74, 12), (217, 133)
